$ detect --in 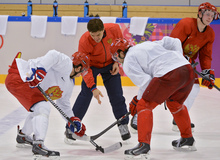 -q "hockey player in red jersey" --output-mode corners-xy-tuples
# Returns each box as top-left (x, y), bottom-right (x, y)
(170, 2), (218, 132)
(110, 37), (197, 159)
(5, 50), (89, 159)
